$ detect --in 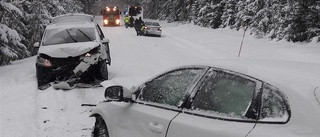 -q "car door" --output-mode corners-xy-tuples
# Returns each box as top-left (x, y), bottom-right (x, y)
(115, 67), (208, 137)
(167, 68), (262, 137)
